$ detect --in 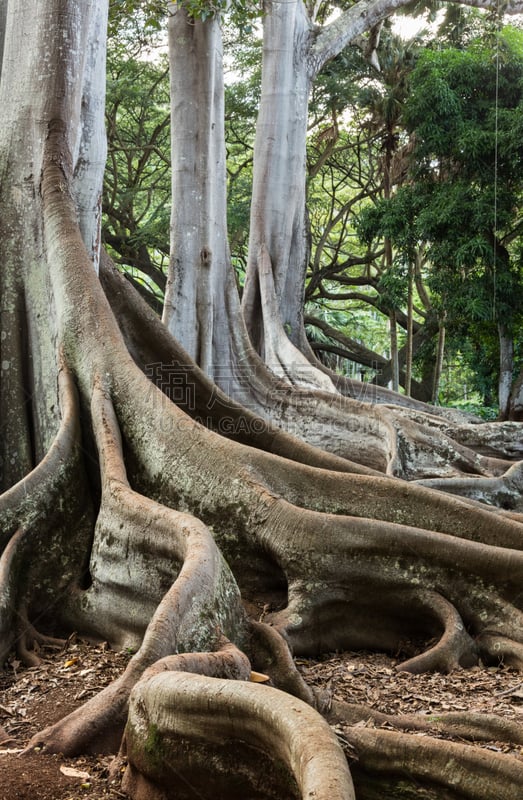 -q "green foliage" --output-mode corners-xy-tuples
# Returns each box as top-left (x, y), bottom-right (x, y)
(109, 0), (262, 38)
(402, 38), (523, 307)
(109, 0), (168, 39)
(377, 260), (408, 311)
(357, 28), (523, 401)
(311, 44), (370, 121)
(193, 0), (262, 33)
(102, 21), (171, 307)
